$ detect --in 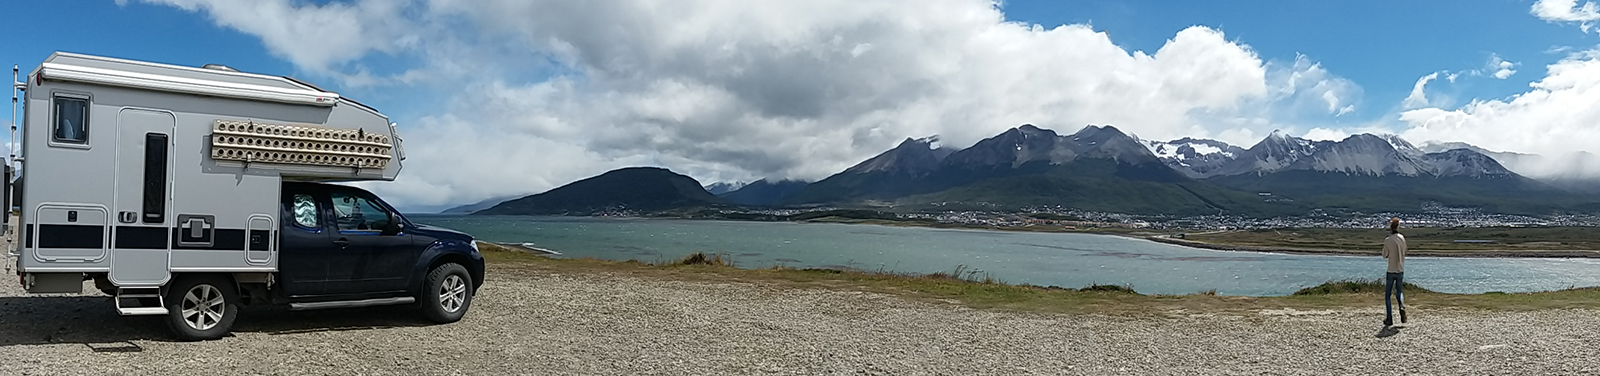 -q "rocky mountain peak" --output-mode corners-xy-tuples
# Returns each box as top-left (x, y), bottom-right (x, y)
(1144, 137), (1246, 178)
(842, 136), (950, 176)
(1423, 148), (1516, 178)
